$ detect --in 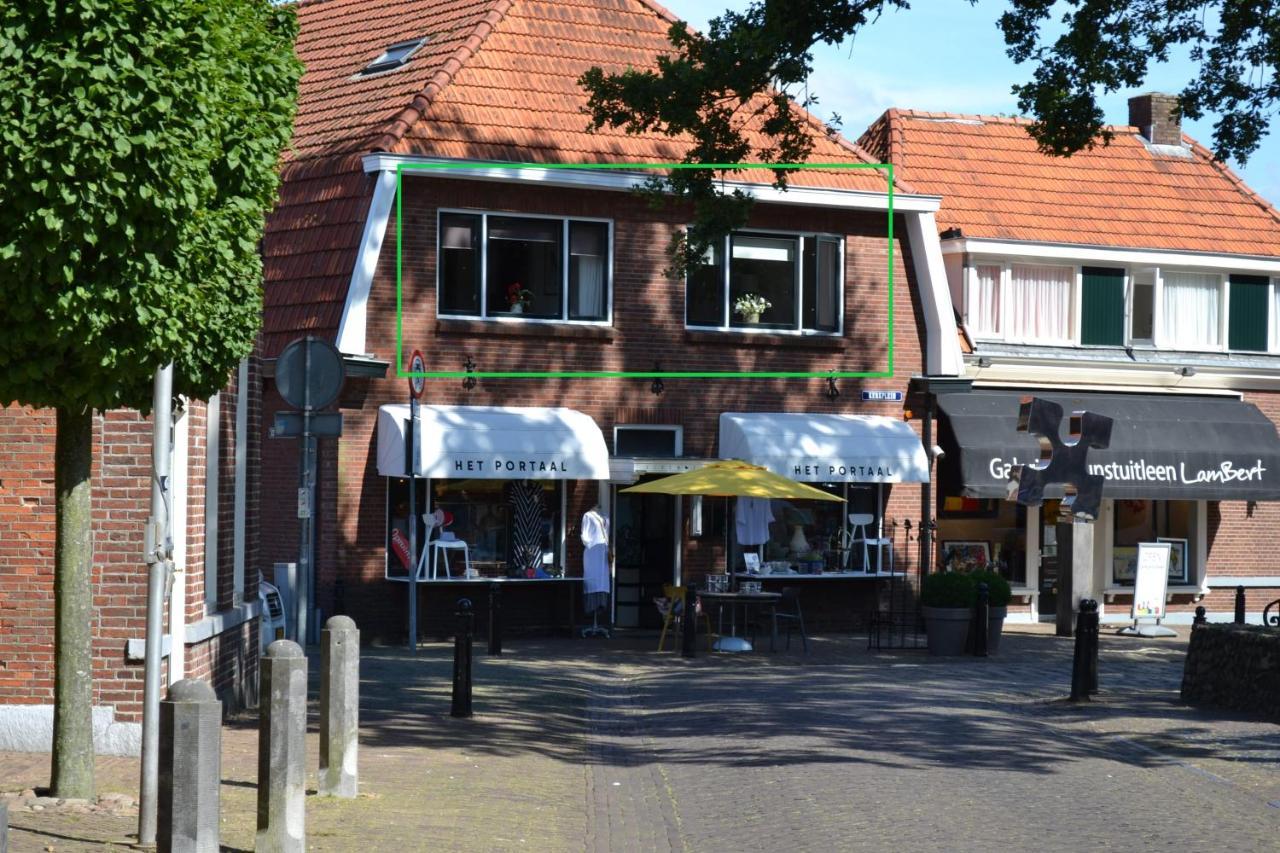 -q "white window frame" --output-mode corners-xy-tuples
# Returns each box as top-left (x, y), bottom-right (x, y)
(1102, 498), (1205, 591)
(613, 424), (683, 457)
(967, 260), (1077, 345)
(1155, 268), (1228, 353)
(684, 227), (845, 335)
(437, 208), (613, 326)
